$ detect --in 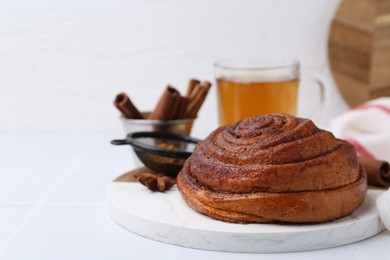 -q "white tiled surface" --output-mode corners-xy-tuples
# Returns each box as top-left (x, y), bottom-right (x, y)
(1, 134), (390, 259)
